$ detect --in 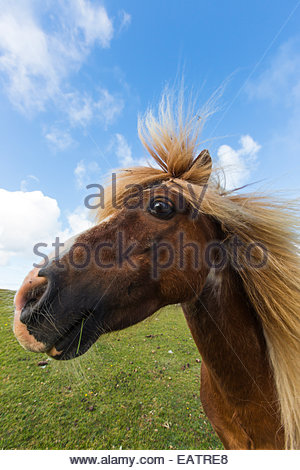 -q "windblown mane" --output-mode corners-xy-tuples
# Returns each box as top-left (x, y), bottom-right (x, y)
(97, 92), (300, 449)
